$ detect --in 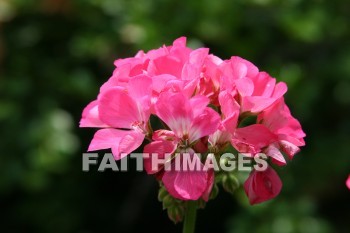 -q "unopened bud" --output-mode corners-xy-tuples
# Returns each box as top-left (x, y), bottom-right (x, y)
(222, 173), (240, 194)
(209, 184), (219, 200)
(167, 205), (184, 224)
(162, 195), (175, 209)
(158, 186), (168, 202)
